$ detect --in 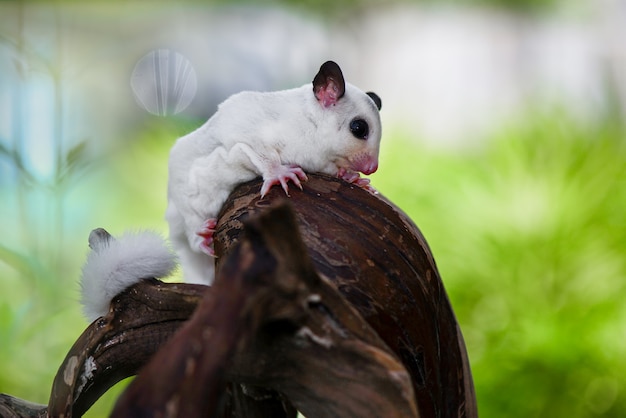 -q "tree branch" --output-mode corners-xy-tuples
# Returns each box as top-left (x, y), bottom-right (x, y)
(111, 203), (418, 418)
(215, 173), (477, 418)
